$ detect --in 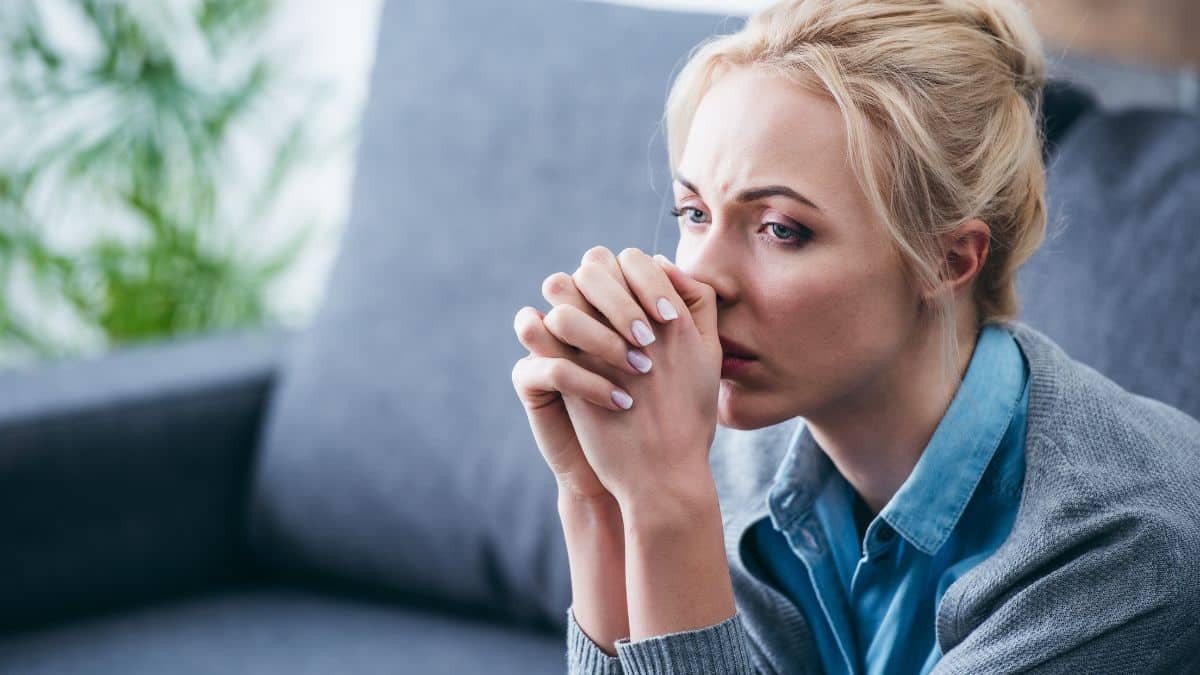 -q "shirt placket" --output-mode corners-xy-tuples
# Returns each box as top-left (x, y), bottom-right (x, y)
(775, 506), (863, 675)
(816, 474), (900, 669)
(849, 519), (901, 663)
